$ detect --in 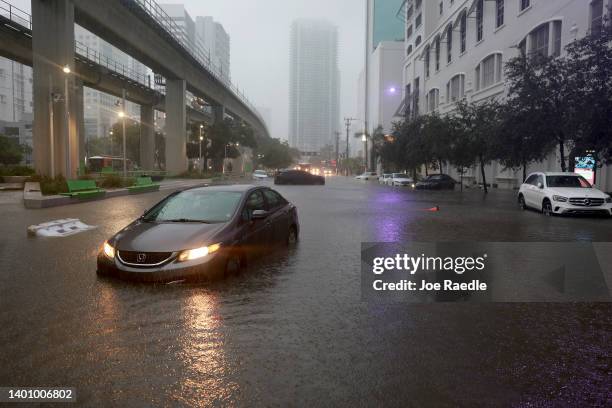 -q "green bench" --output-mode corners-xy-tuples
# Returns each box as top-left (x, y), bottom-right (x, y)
(127, 176), (160, 194)
(60, 179), (106, 199)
